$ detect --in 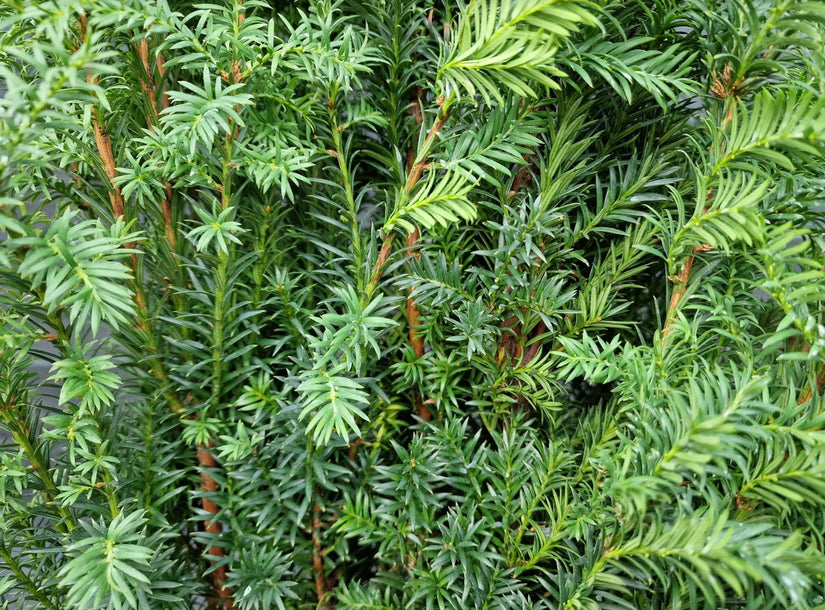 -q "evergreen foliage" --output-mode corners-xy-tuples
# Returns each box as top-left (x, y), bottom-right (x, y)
(1, 0), (825, 608)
